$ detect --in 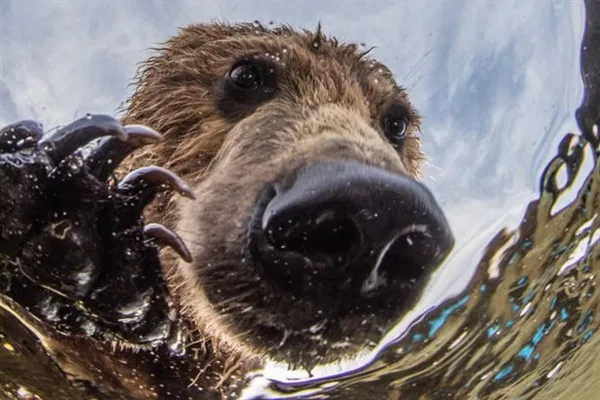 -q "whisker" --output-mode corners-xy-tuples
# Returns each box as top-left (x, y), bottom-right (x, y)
(171, 227), (209, 236)
(216, 358), (245, 388)
(166, 235), (237, 250)
(169, 227), (242, 246)
(194, 262), (240, 275)
(188, 361), (212, 388)
(200, 280), (257, 294)
(170, 277), (189, 292)
(184, 337), (210, 349)
(176, 228), (245, 242)
(175, 237), (209, 248)
(215, 292), (259, 313)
